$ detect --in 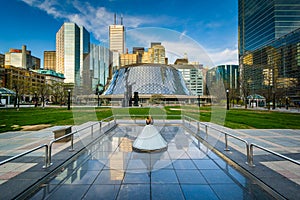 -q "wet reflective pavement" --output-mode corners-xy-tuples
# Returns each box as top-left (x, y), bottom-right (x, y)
(29, 125), (273, 200)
